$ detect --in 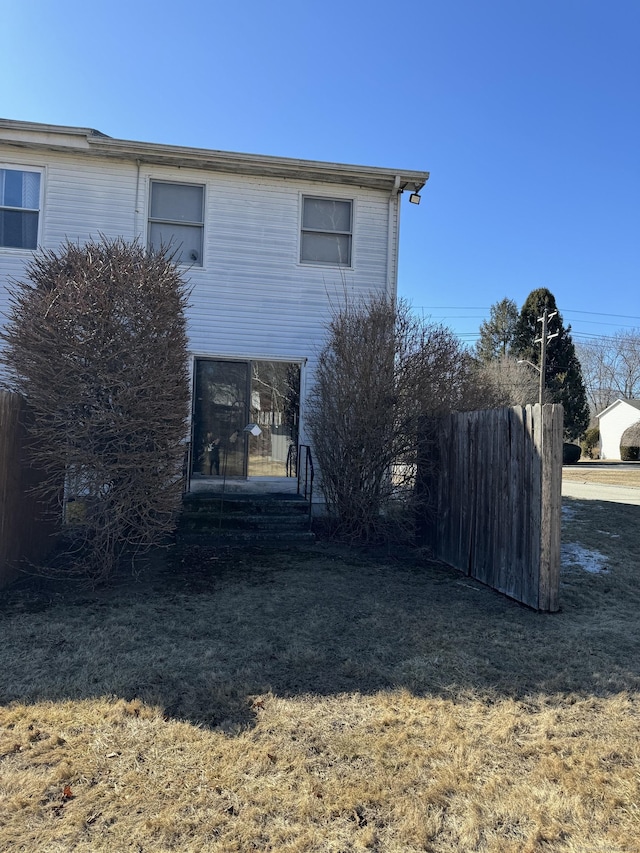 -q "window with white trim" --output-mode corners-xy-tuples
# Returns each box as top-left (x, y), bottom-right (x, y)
(0, 167), (41, 249)
(148, 181), (204, 265)
(300, 196), (352, 266)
